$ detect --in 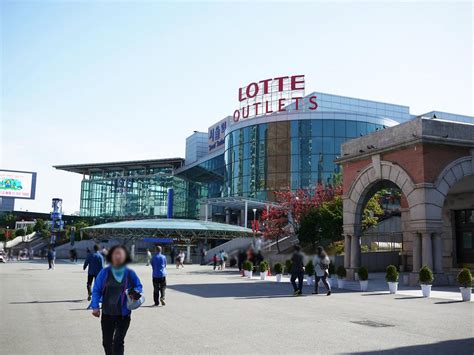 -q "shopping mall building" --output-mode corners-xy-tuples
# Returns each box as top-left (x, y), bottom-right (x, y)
(55, 75), (473, 226)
